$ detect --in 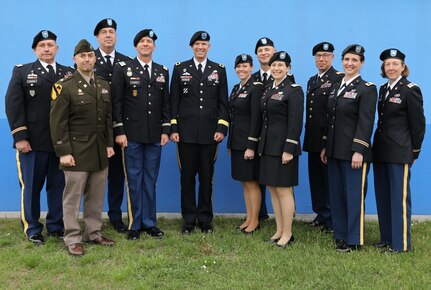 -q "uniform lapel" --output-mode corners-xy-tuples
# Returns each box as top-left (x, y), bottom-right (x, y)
(132, 58), (146, 83)
(386, 77), (404, 102)
(150, 64), (158, 84)
(95, 49), (110, 72)
(33, 60), (52, 83)
(74, 71), (96, 97)
(202, 60), (214, 81)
